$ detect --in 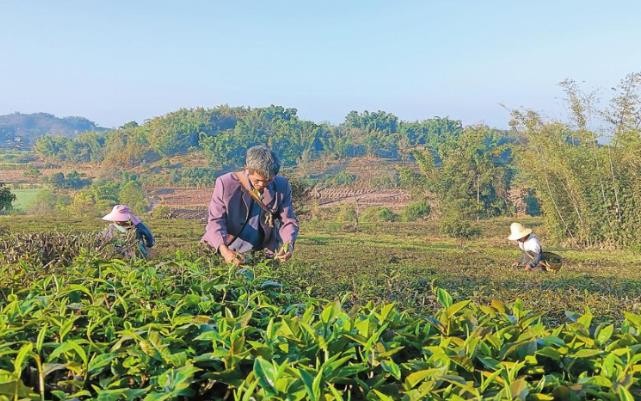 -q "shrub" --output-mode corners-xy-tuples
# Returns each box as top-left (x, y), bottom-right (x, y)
(151, 205), (172, 219)
(335, 203), (358, 223)
(440, 214), (480, 240)
(401, 199), (431, 221)
(360, 206), (397, 222)
(326, 170), (356, 186)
